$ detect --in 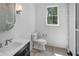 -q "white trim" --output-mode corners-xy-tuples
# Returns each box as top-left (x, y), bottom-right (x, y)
(46, 5), (59, 26)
